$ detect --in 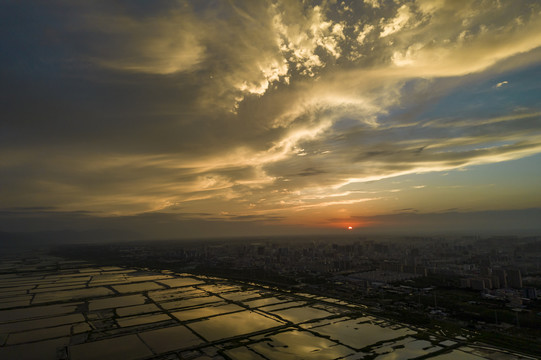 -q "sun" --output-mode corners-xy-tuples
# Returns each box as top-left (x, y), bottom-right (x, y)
(347, 226), (353, 230)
